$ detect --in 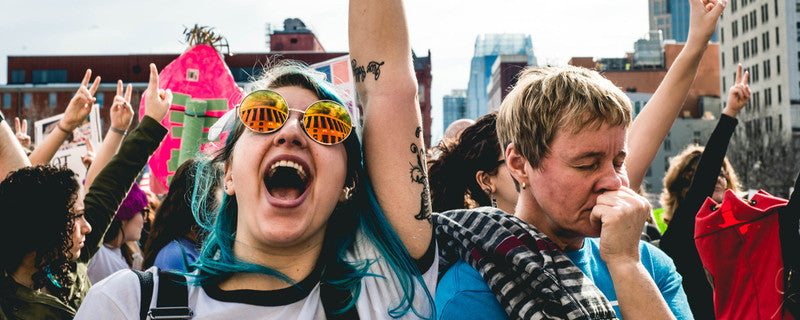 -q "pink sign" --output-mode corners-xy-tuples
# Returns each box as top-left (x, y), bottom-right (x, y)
(138, 45), (243, 194)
